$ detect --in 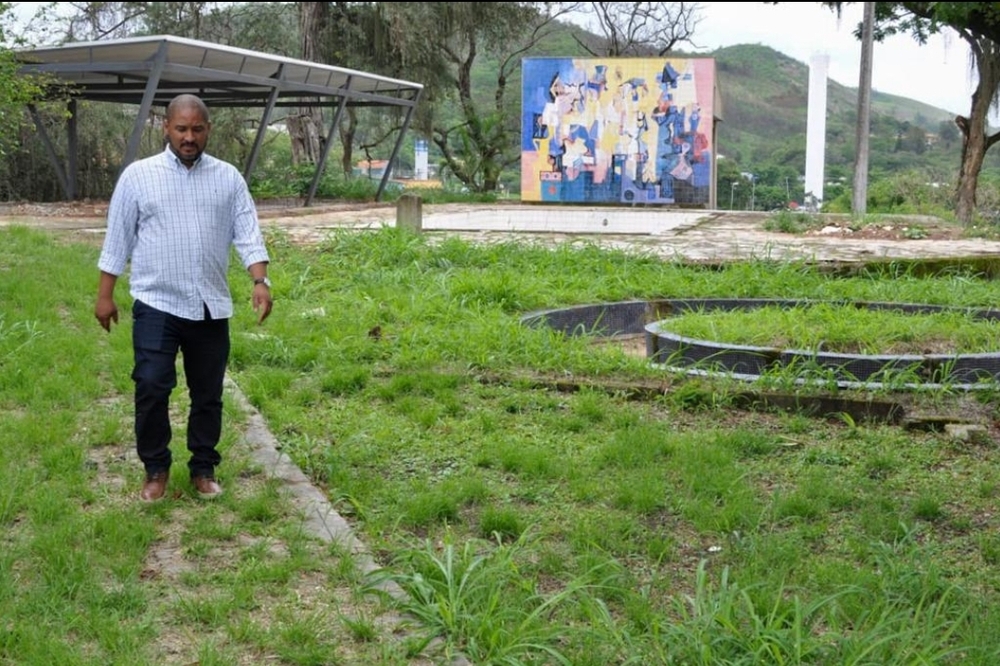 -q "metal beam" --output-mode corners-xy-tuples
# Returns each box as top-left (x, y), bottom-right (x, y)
(117, 41), (167, 181)
(27, 104), (71, 199)
(67, 99), (78, 199)
(306, 85), (350, 207)
(376, 87), (423, 201)
(244, 64), (284, 181)
(20, 63), (421, 108)
(164, 63), (418, 107)
(19, 60), (169, 75)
